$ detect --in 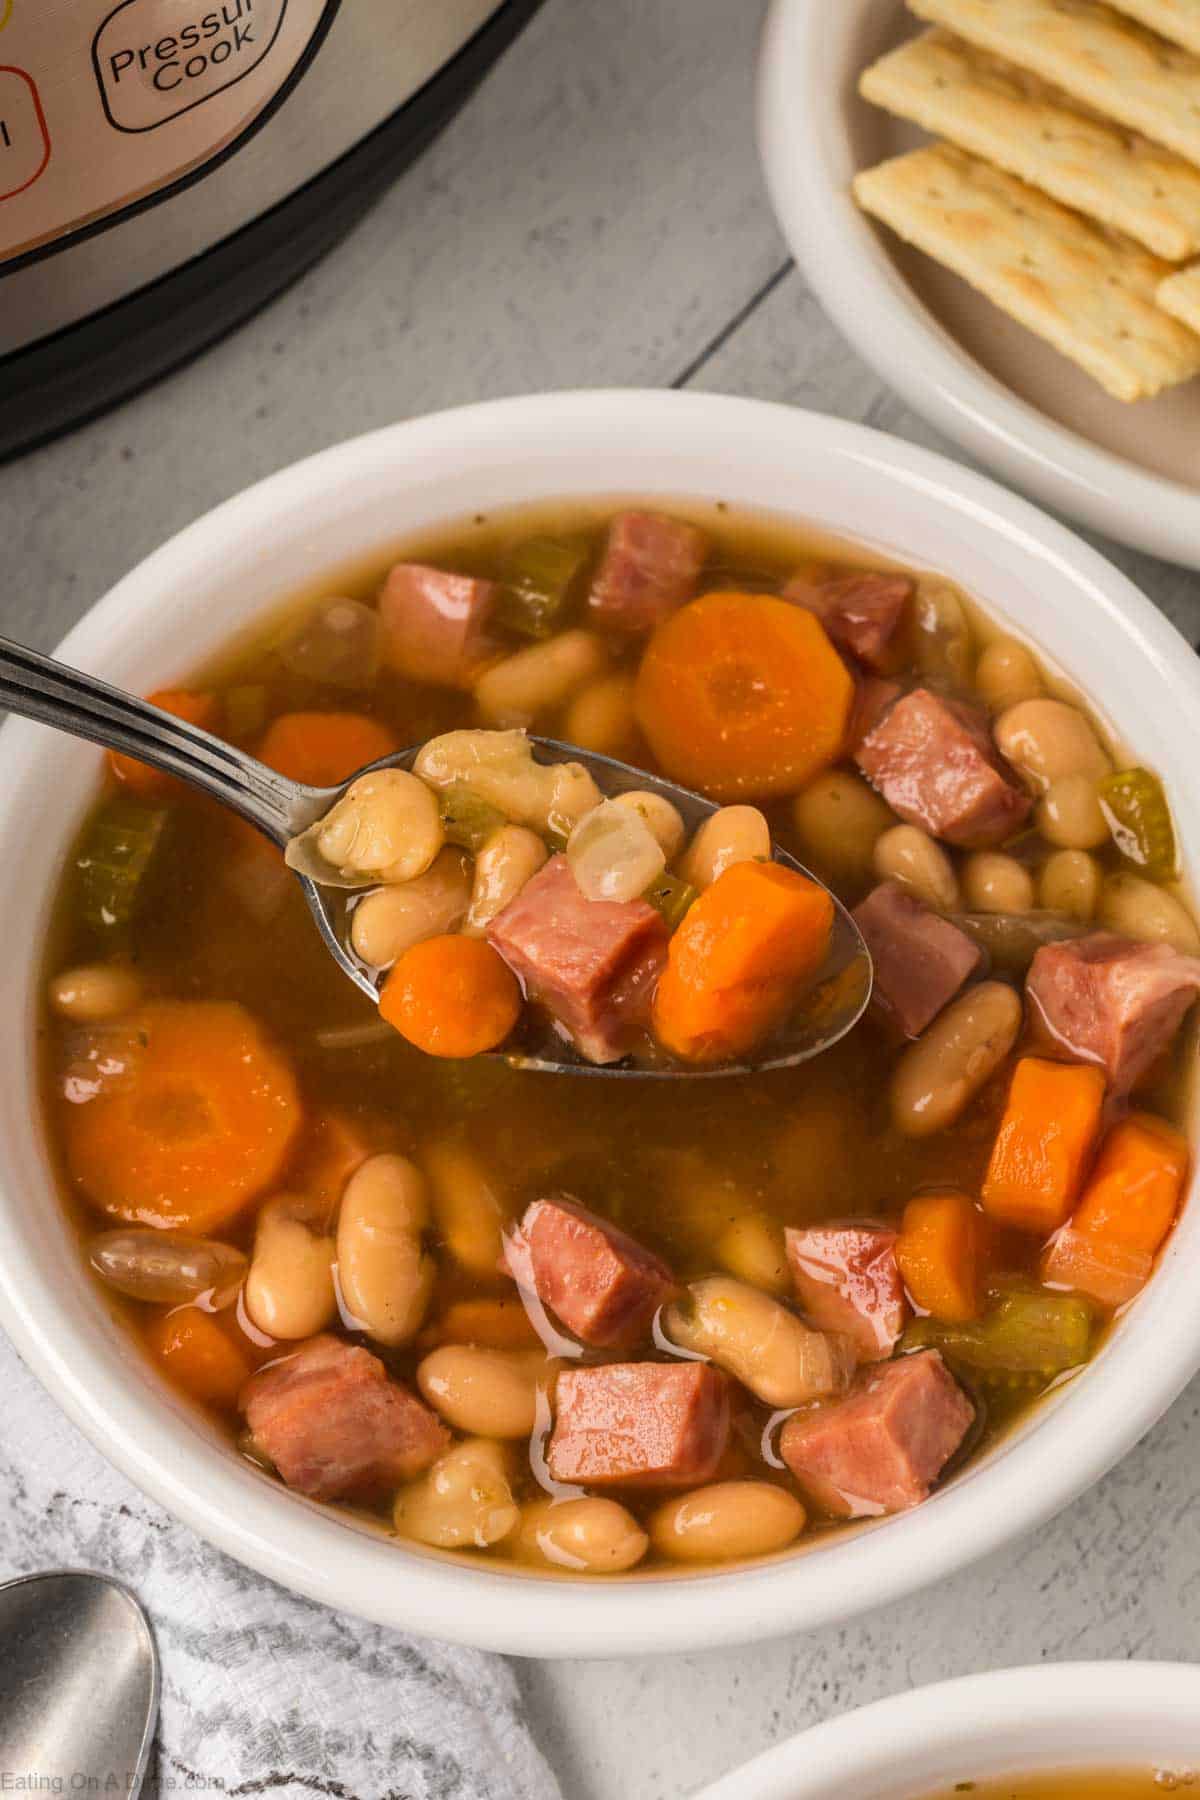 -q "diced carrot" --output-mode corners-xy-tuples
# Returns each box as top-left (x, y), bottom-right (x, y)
(421, 1297), (542, 1351)
(981, 1058), (1106, 1236)
(380, 935), (522, 1059)
(651, 861), (834, 1065)
(64, 1001), (302, 1232)
(109, 690), (221, 799)
(290, 1108), (387, 1222)
(145, 1308), (251, 1409)
(896, 1190), (988, 1323)
(1041, 1112), (1188, 1307)
(634, 591), (854, 800)
(255, 711), (400, 788)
